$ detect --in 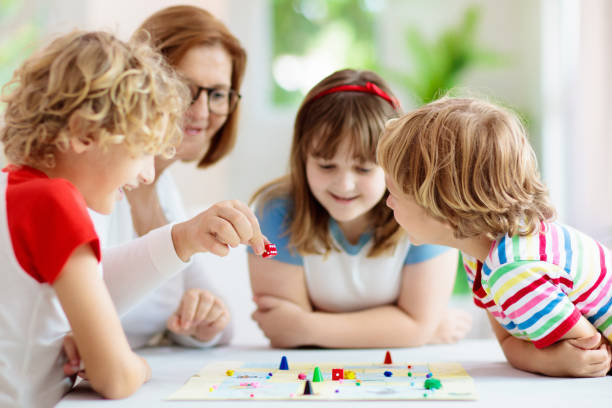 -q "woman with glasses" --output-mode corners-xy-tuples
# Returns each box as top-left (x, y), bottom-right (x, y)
(90, 5), (247, 350)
